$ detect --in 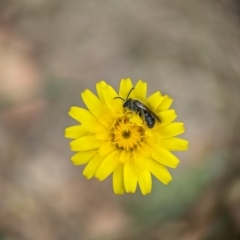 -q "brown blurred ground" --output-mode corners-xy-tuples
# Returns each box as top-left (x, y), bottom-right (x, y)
(1, 0), (240, 240)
